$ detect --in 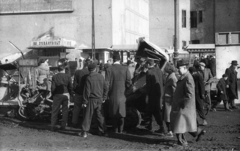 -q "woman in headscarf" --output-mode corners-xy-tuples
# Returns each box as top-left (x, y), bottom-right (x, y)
(163, 62), (177, 137)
